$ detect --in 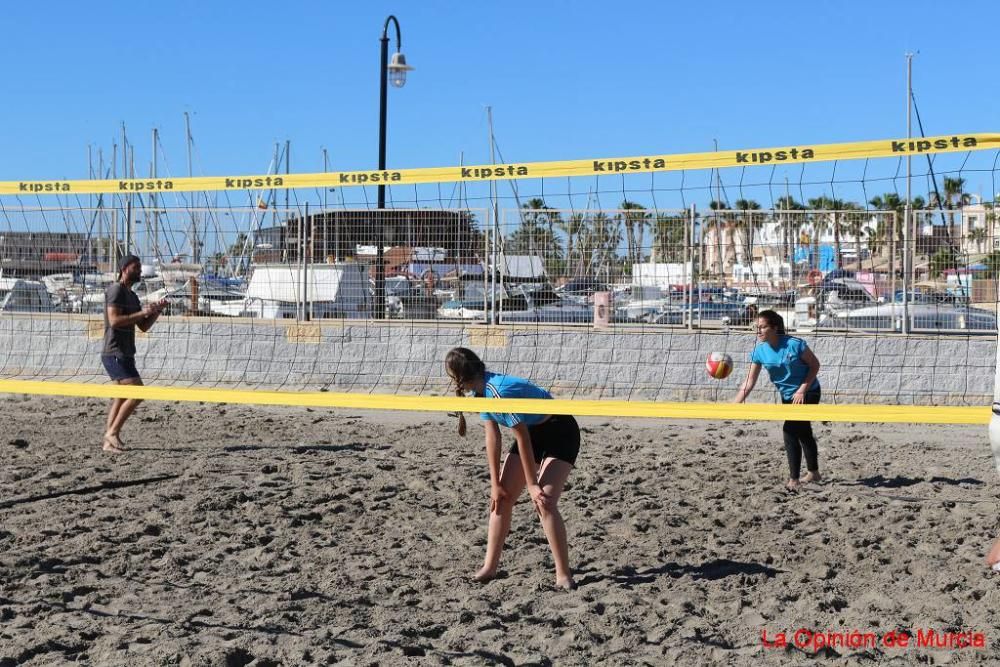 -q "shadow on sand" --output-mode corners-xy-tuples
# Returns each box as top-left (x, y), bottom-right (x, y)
(577, 558), (782, 588)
